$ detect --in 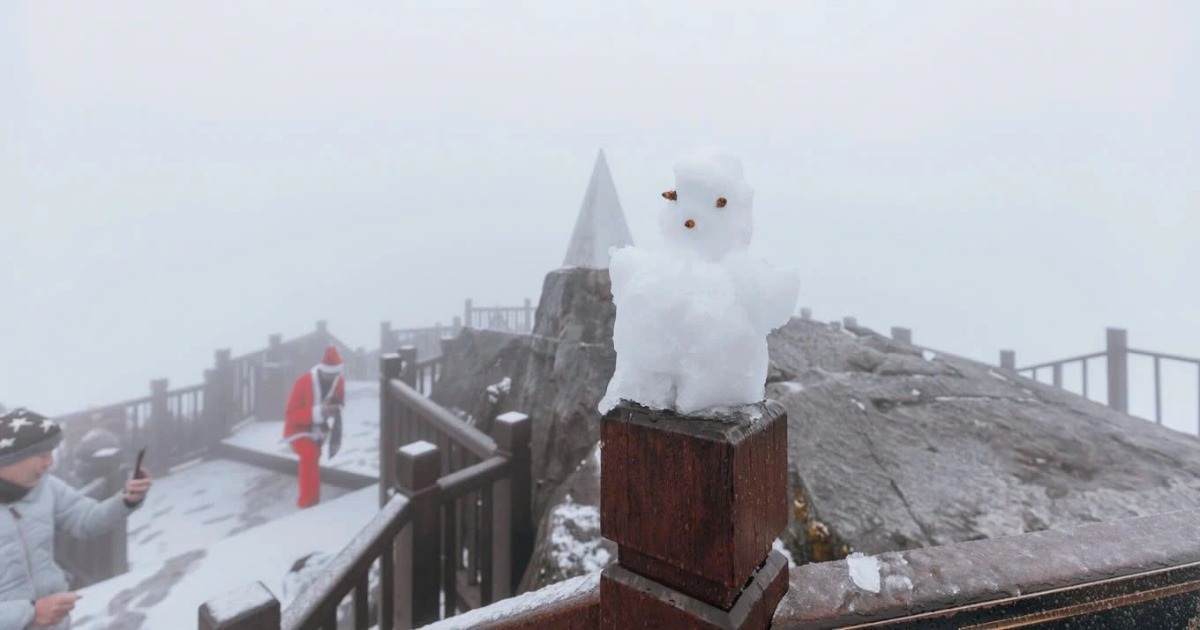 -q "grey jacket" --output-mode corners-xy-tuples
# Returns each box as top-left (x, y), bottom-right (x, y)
(0, 475), (133, 629)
